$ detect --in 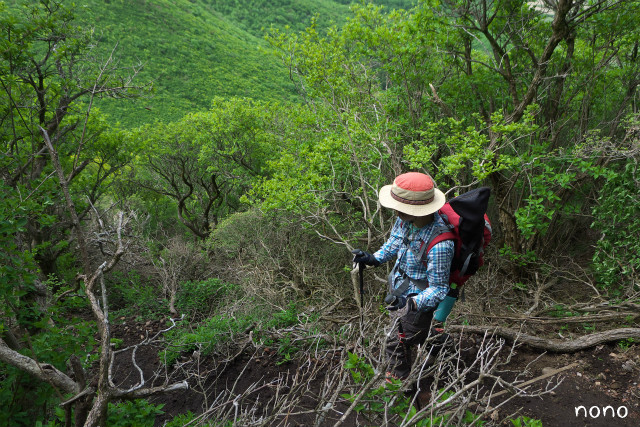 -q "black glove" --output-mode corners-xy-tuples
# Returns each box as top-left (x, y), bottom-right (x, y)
(387, 294), (417, 317)
(351, 249), (380, 267)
